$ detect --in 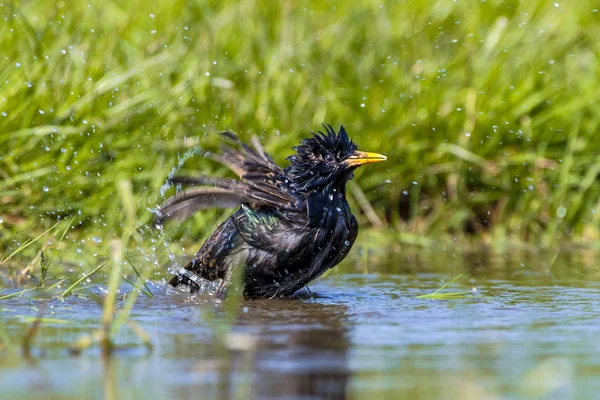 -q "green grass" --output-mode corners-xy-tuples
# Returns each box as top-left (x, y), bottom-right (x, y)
(2, 0), (600, 253)
(416, 269), (474, 300)
(0, 184), (154, 359)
